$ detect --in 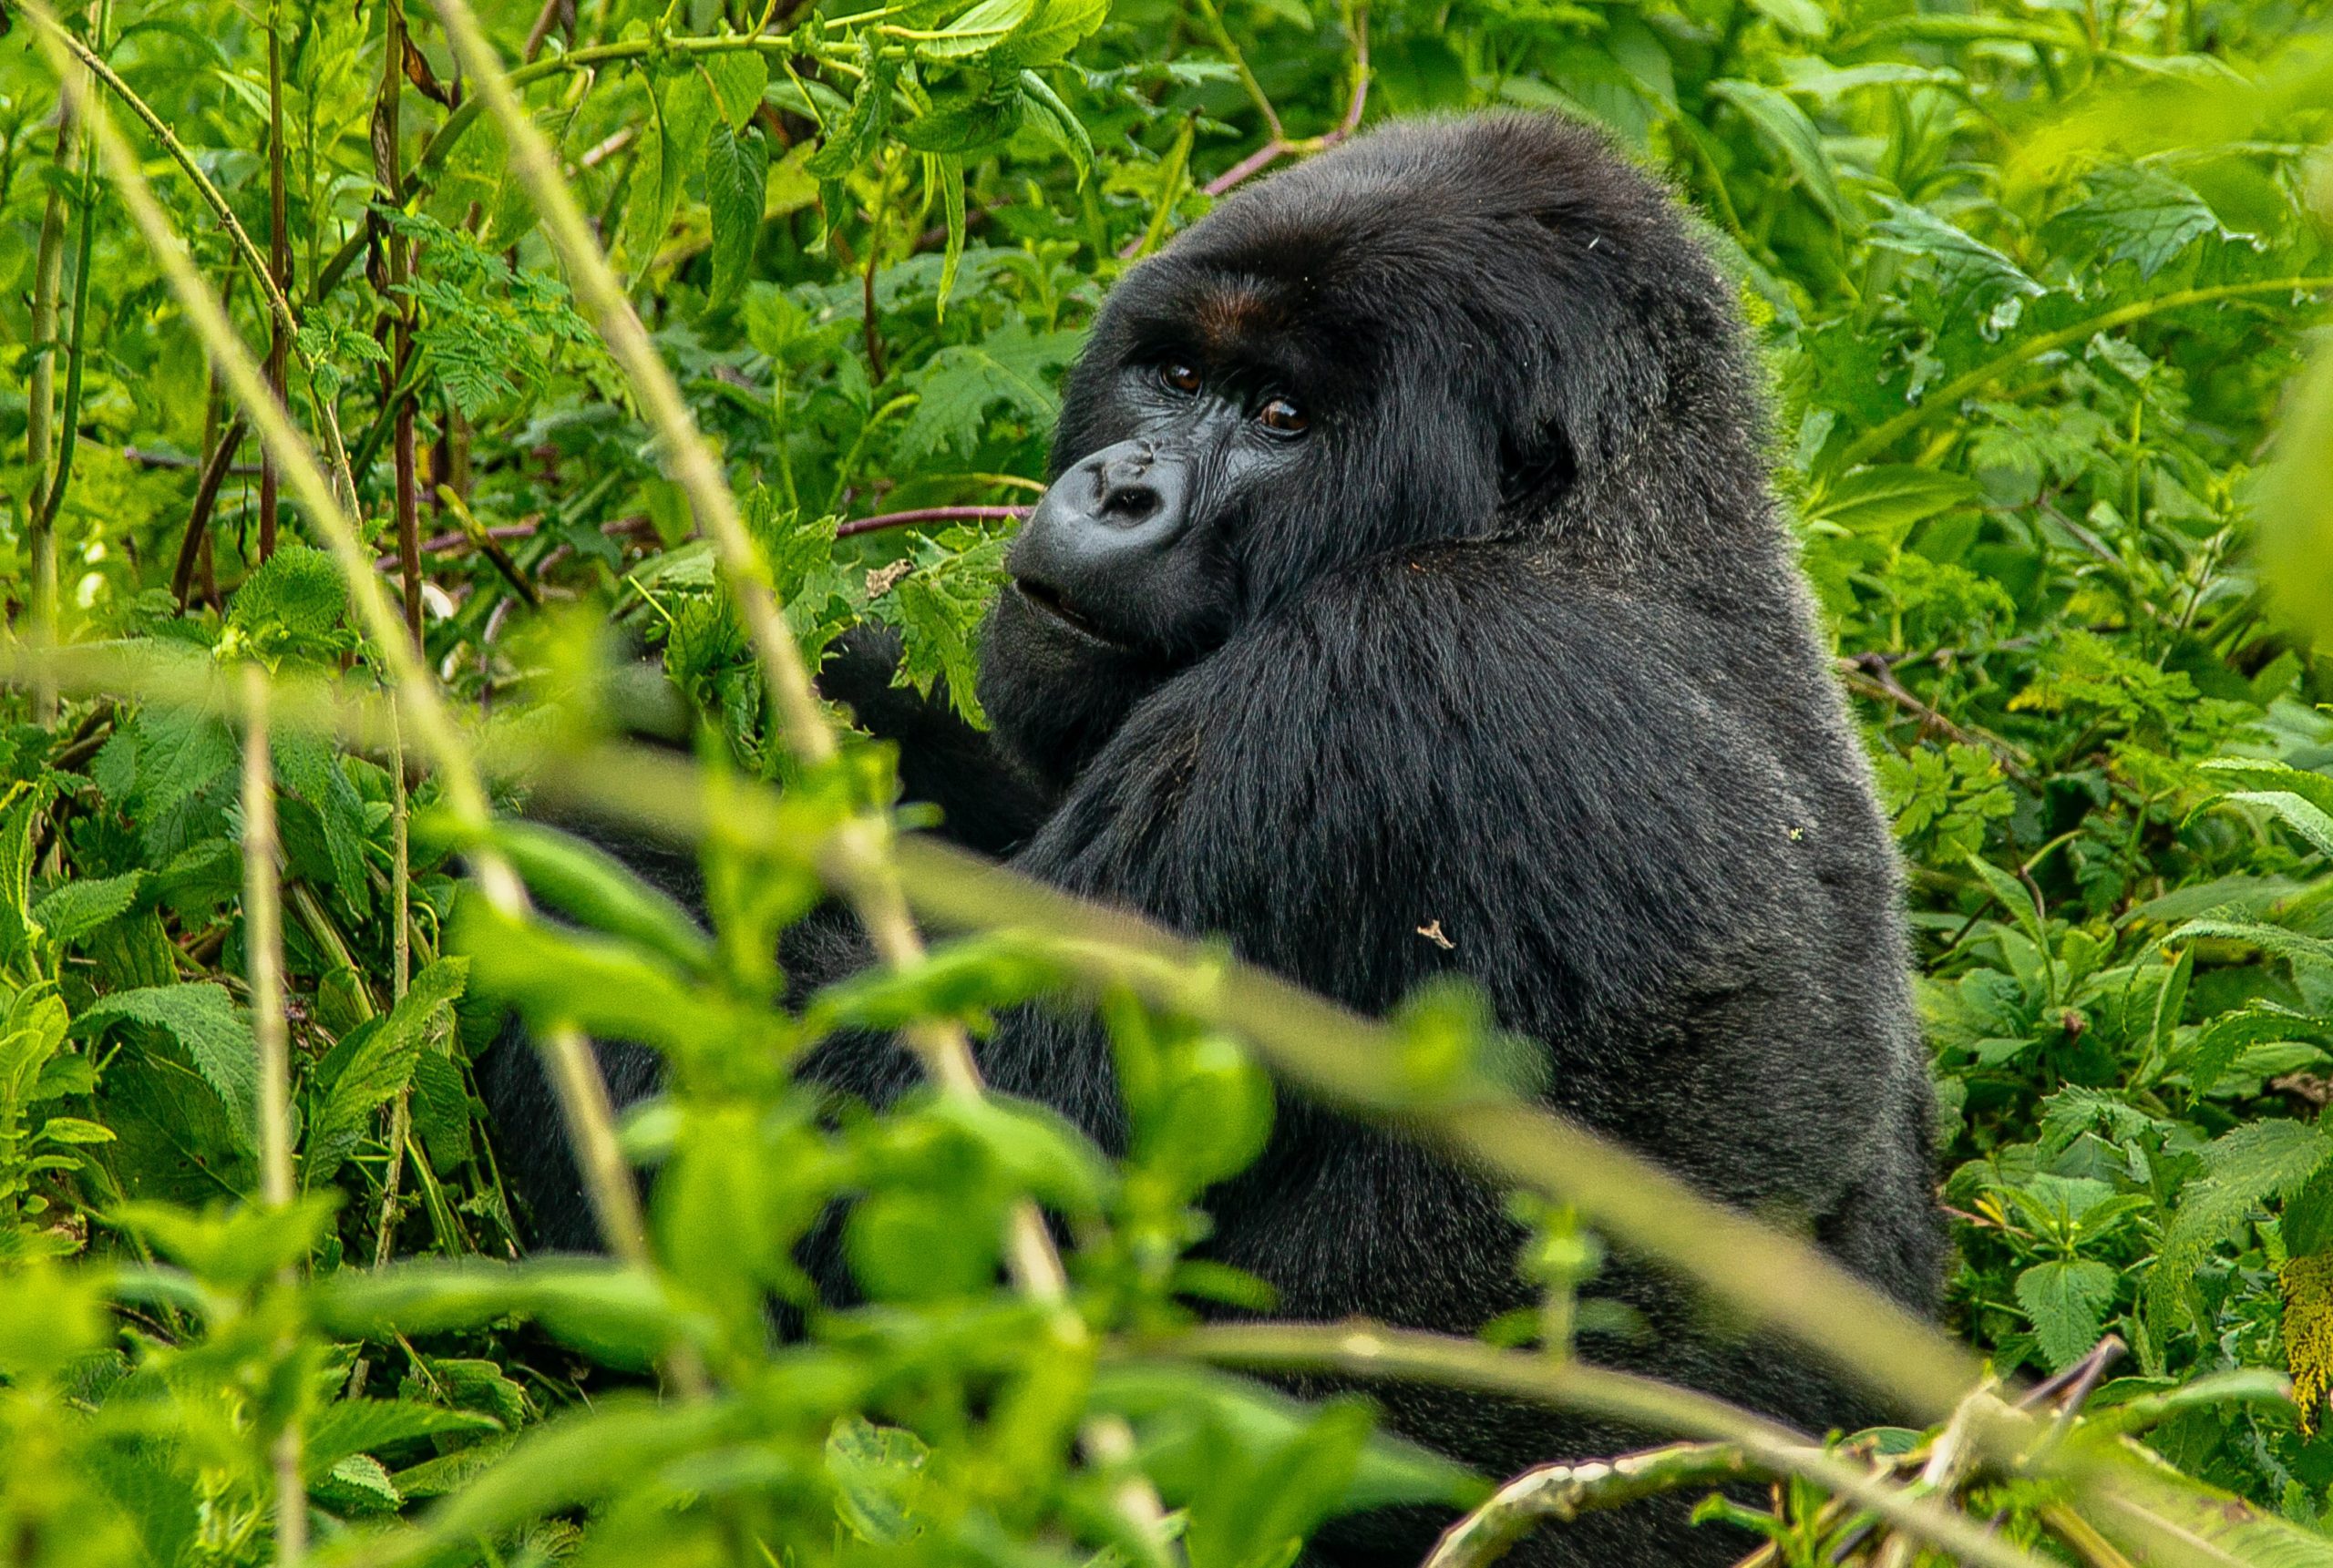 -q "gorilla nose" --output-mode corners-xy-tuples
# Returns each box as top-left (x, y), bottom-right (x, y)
(1008, 439), (1198, 649)
(1094, 446), (1168, 526)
